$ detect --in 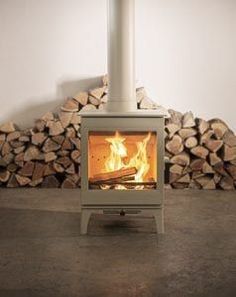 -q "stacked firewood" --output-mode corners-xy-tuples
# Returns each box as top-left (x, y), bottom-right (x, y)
(165, 110), (236, 190)
(0, 75), (235, 189)
(0, 76), (160, 188)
